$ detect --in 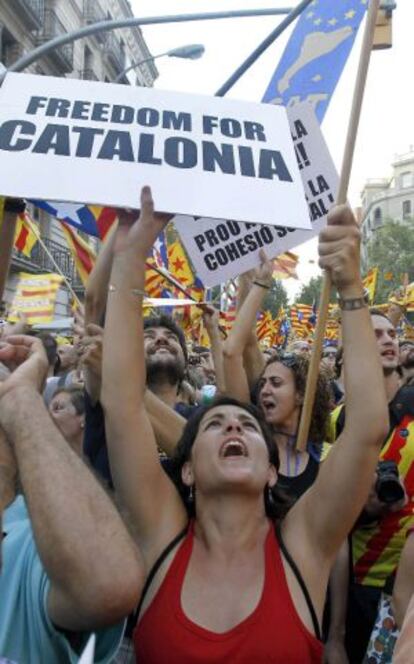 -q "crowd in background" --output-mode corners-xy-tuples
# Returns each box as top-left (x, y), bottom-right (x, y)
(0, 192), (413, 663)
